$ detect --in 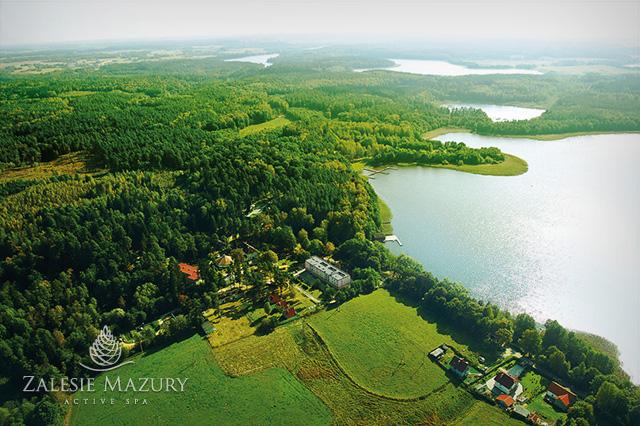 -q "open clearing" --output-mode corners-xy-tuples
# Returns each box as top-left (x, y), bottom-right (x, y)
(308, 289), (477, 398)
(239, 116), (291, 136)
(0, 152), (101, 182)
(70, 334), (331, 426)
